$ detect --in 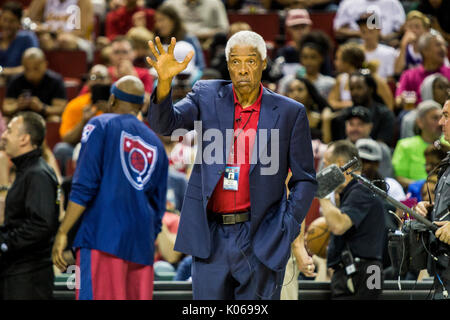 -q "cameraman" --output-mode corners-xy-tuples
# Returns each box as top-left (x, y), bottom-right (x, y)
(416, 99), (450, 300)
(319, 140), (386, 299)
